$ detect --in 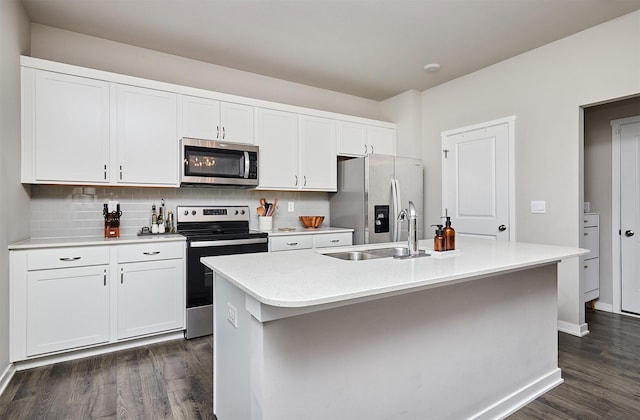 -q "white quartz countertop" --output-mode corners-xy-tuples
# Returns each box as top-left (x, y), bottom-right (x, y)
(201, 238), (588, 308)
(8, 234), (186, 250)
(266, 226), (353, 237)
